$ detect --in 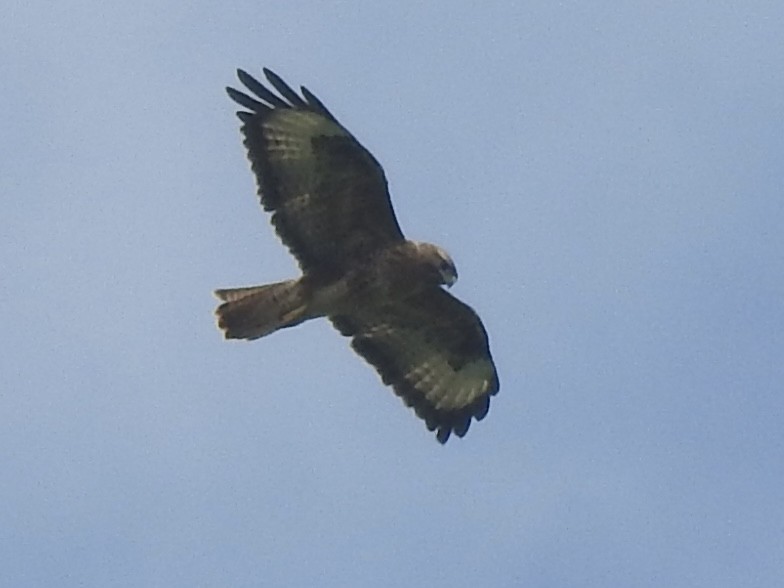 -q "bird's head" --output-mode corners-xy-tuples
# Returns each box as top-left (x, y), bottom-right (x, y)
(415, 242), (458, 288)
